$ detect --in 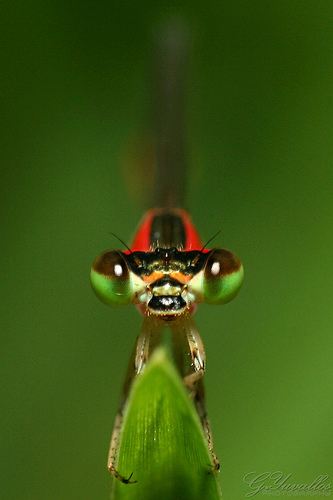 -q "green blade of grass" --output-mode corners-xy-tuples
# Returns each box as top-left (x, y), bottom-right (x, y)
(111, 346), (222, 500)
